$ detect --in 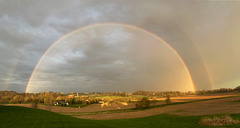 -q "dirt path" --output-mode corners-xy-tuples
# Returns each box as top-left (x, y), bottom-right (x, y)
(74, 96), (240, 120)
